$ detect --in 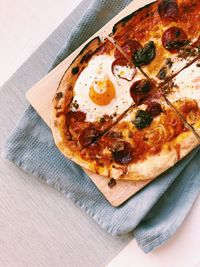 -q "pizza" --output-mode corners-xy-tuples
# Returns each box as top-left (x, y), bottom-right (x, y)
(112, 0), (200, 85)
(51, 0), (200, 184)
